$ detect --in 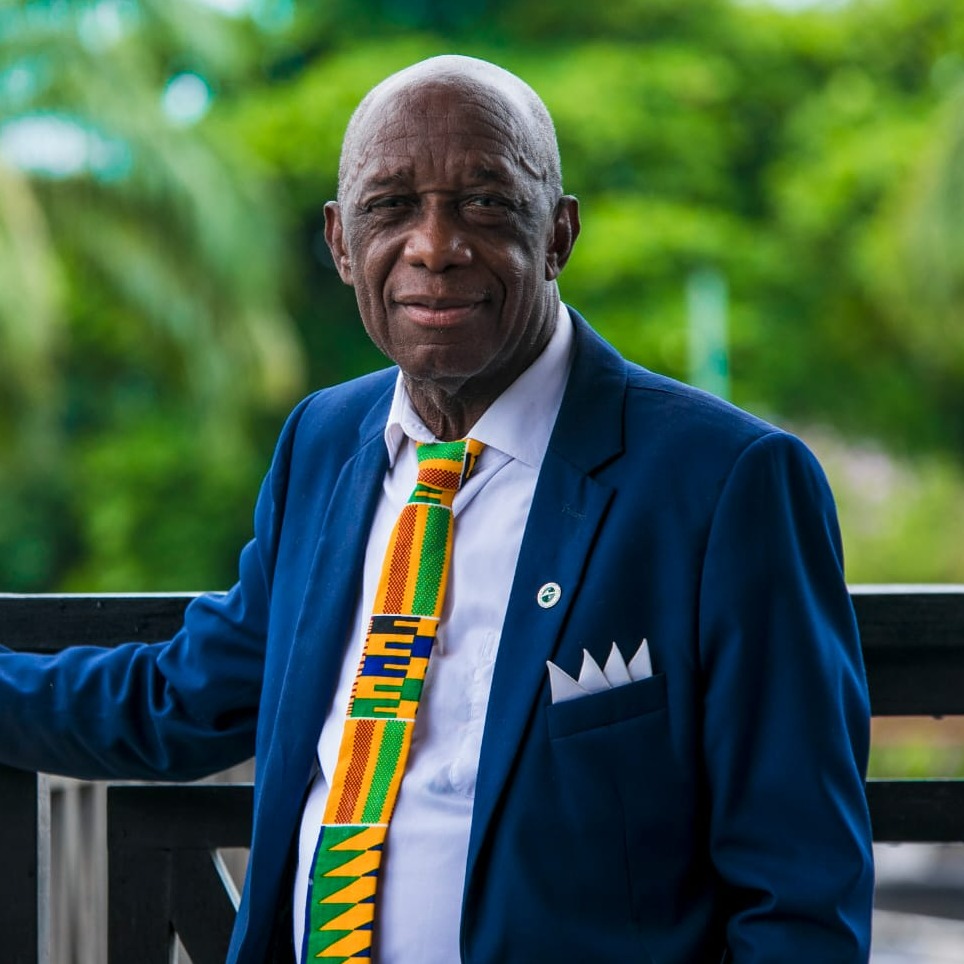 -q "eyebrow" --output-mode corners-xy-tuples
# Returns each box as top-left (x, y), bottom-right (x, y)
(360, 171), (412, 192)
(469, 164), (513, 185)
(359, 162), (517, 194)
